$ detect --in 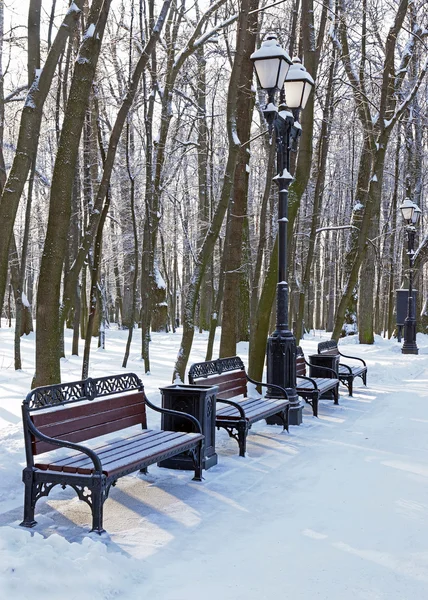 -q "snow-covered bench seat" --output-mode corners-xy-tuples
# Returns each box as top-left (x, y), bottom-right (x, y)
(188, 356), (289, 457)
(295, 346), (340, 417)
(318, 340), (367, 396)
(20, 373), (204, 534)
